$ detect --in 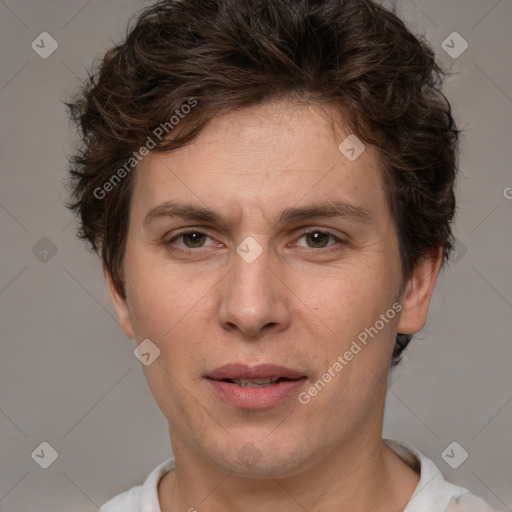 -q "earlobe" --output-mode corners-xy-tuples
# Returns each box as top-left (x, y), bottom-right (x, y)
(103, 263), (136, 340)
(396, 247), (443, 335)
